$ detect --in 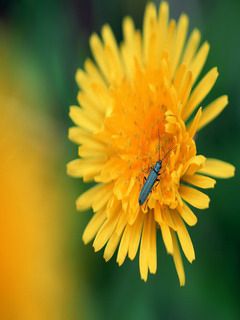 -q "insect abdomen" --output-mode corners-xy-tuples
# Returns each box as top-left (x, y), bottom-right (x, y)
(138, 170), (158, 205)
